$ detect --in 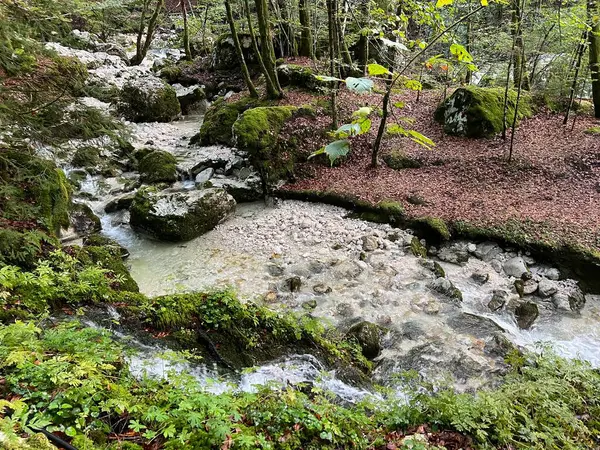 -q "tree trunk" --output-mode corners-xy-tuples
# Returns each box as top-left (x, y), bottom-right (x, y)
(465, 0), (472, 84)
(564, 31), (587, 125)
(327, 0), (338, 128)
(589, 0), (600, 118)
(132, 0), (150, 65)
(181, 0), (192, 61)
(356, 0), (369, 74)
(511, 0), (529, 90)
(298, 0), (313, 57)
(131, 0), (164, 65)
(243, 0), (277, 94)
(254, 0), (282, 97)
(225, 0), (258, 97)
